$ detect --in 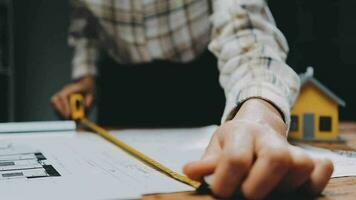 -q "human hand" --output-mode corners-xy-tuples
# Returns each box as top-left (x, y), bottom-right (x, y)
(184, 98), (333, 199)
(51, 75), (95, 119)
